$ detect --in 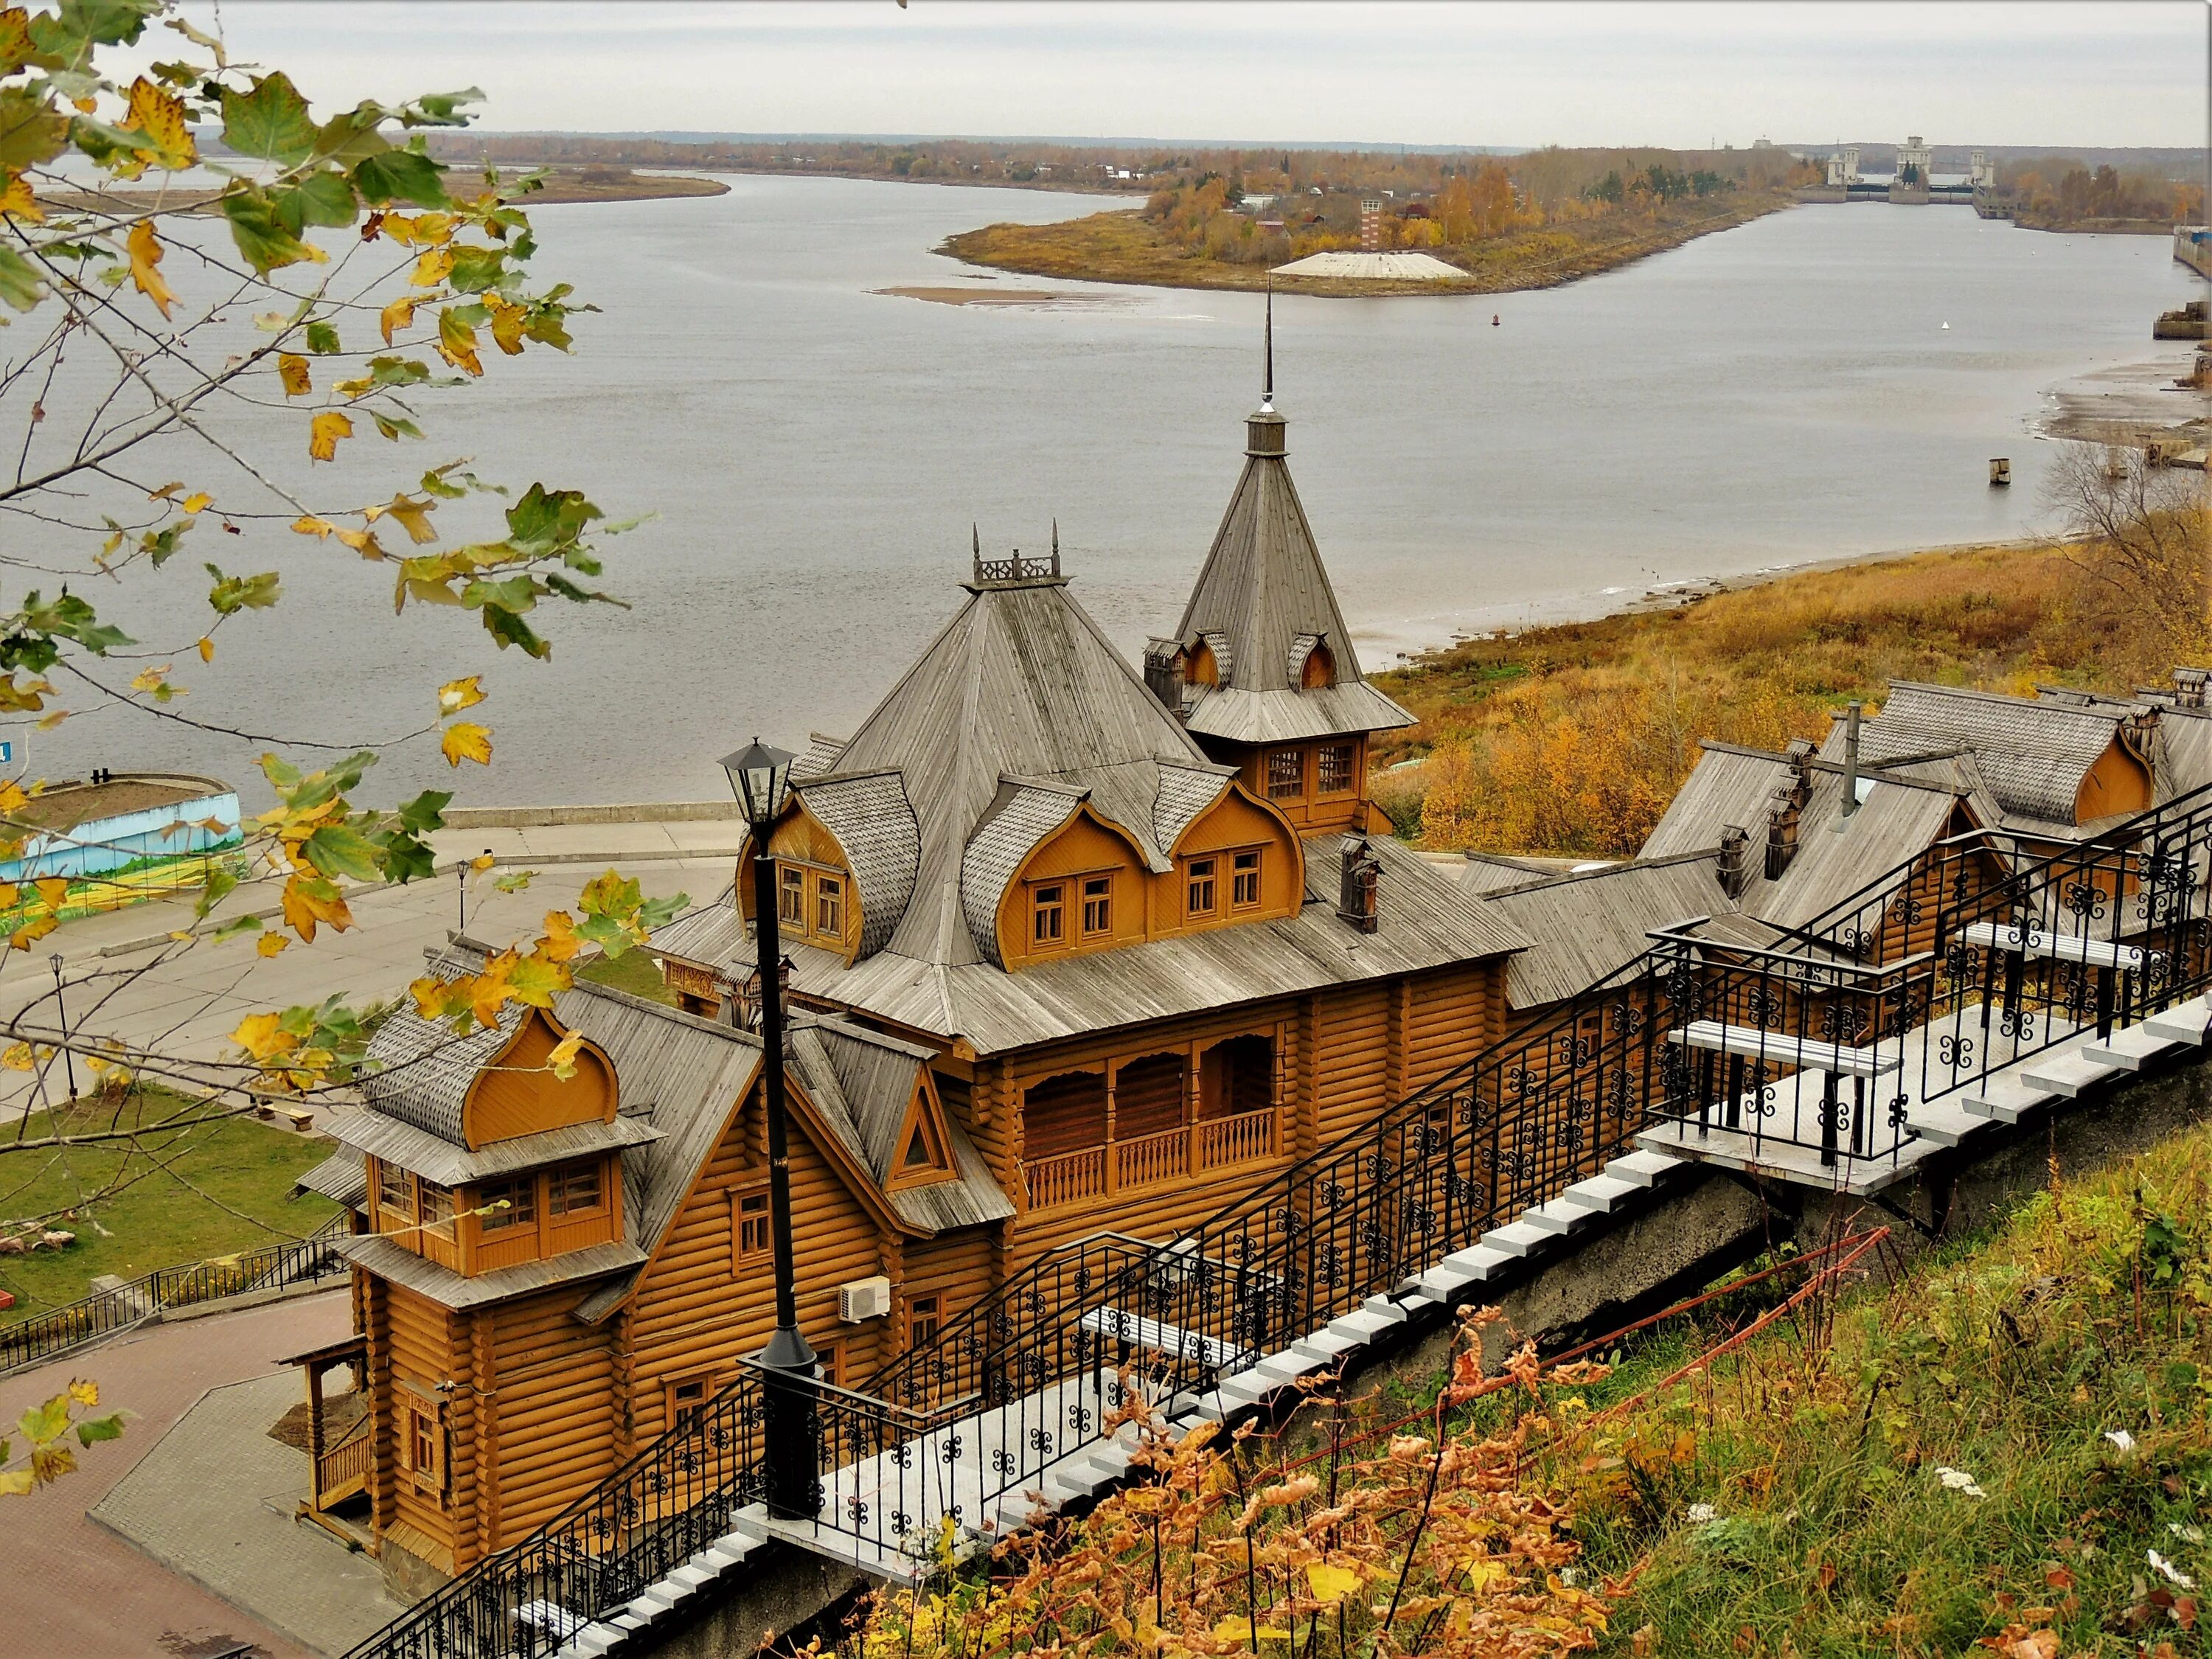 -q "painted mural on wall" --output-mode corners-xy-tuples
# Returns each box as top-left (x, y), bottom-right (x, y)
(0, 774), (245, 930)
